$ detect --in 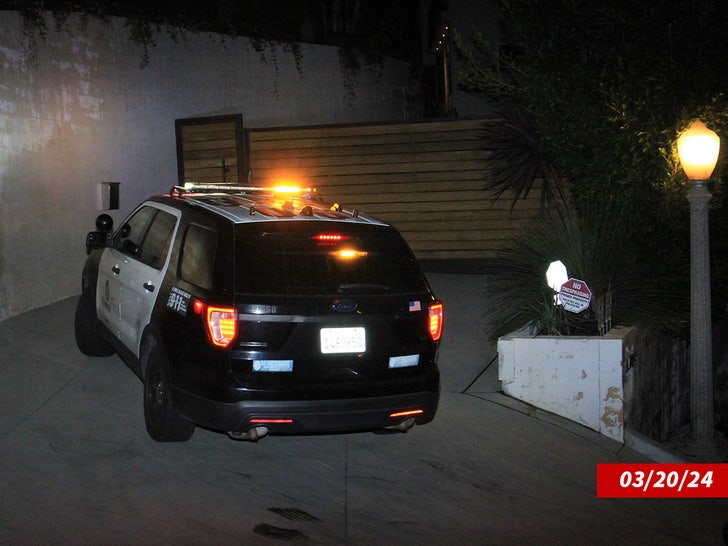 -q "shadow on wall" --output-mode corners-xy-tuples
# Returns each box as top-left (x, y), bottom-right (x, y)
(0, 12), (103, 320)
